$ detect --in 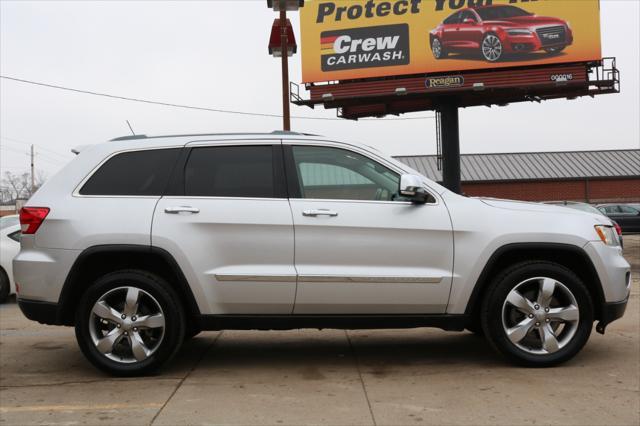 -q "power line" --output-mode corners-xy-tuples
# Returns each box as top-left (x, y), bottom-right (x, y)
(37, 152), (68, 164)
(0, 75), (434, 121)
(0, 146), (67, 165)
(34, 155), (65, 166)
(0, 145), (28, 156)
(1, 137), (72, 159)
